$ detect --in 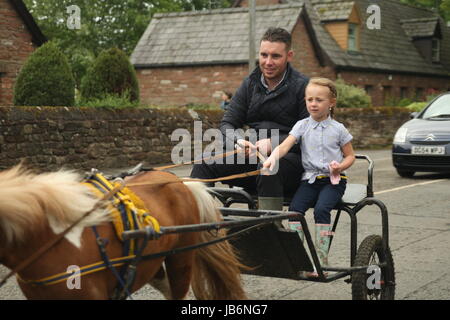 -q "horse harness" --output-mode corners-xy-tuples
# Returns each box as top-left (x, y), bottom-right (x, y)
(16, 170), (161, 300)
